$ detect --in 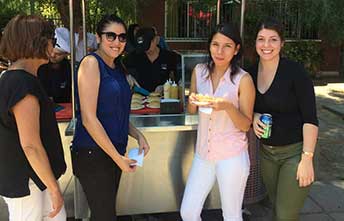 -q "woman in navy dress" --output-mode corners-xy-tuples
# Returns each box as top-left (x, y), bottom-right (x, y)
(72, 14), (150, 221)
